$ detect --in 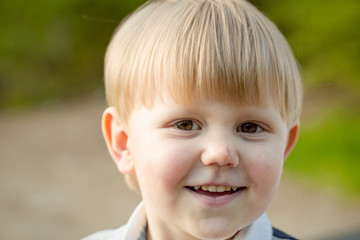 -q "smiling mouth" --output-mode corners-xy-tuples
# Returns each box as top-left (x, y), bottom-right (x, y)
(186, 185), (246, 197)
